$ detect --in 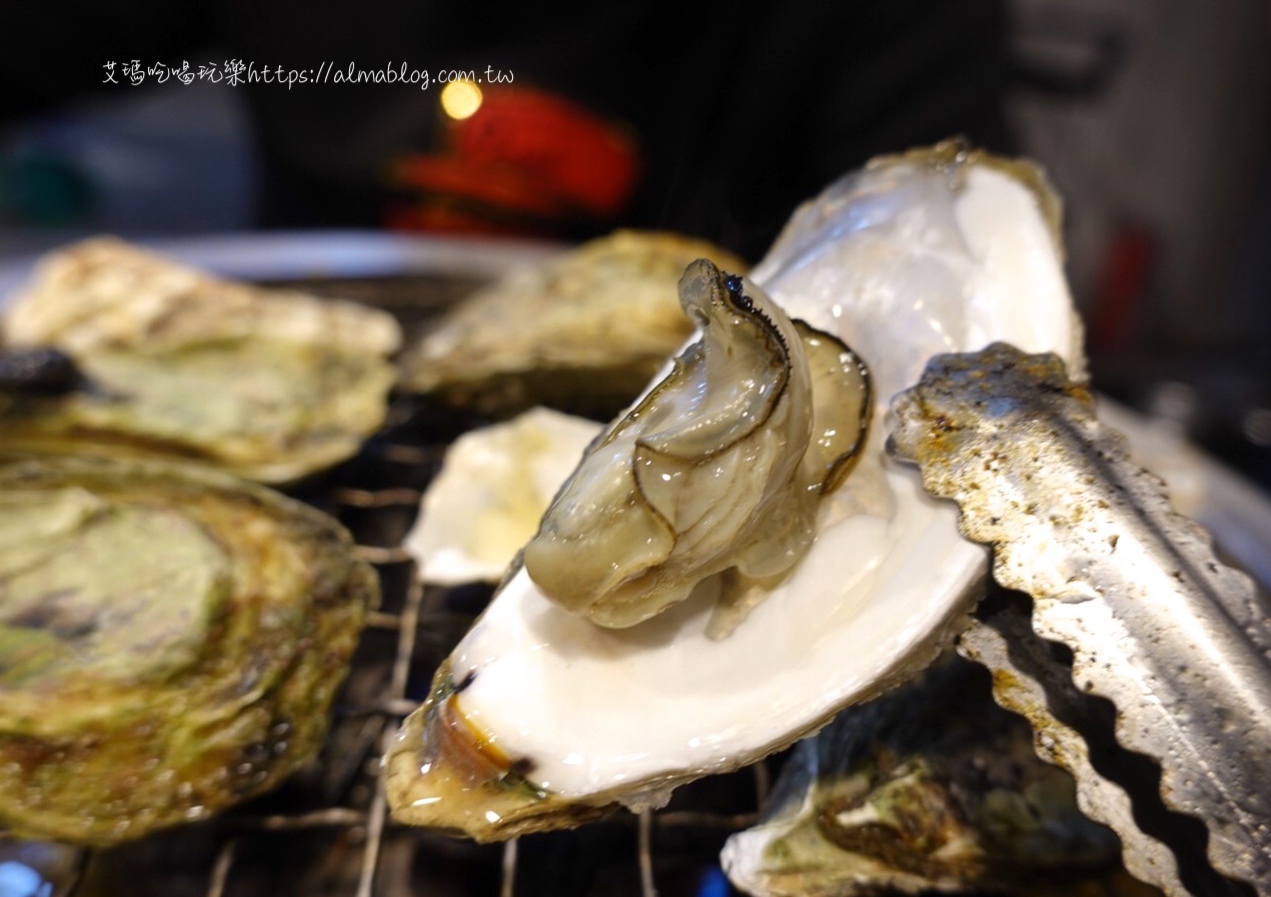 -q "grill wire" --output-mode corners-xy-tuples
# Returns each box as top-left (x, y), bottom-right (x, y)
(3, 272), (1154, 897)
(166, 410), (772, 897)
(244, 407), (773, 897)
(220, 273), (774, 897)
(5, 273), (774, 897)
